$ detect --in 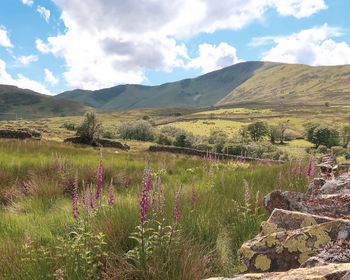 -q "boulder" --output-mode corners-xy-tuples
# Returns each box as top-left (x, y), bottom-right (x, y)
(205, 263), (350, 279)
(263, 190), (350, 219)
(239, 216), (350, 273)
